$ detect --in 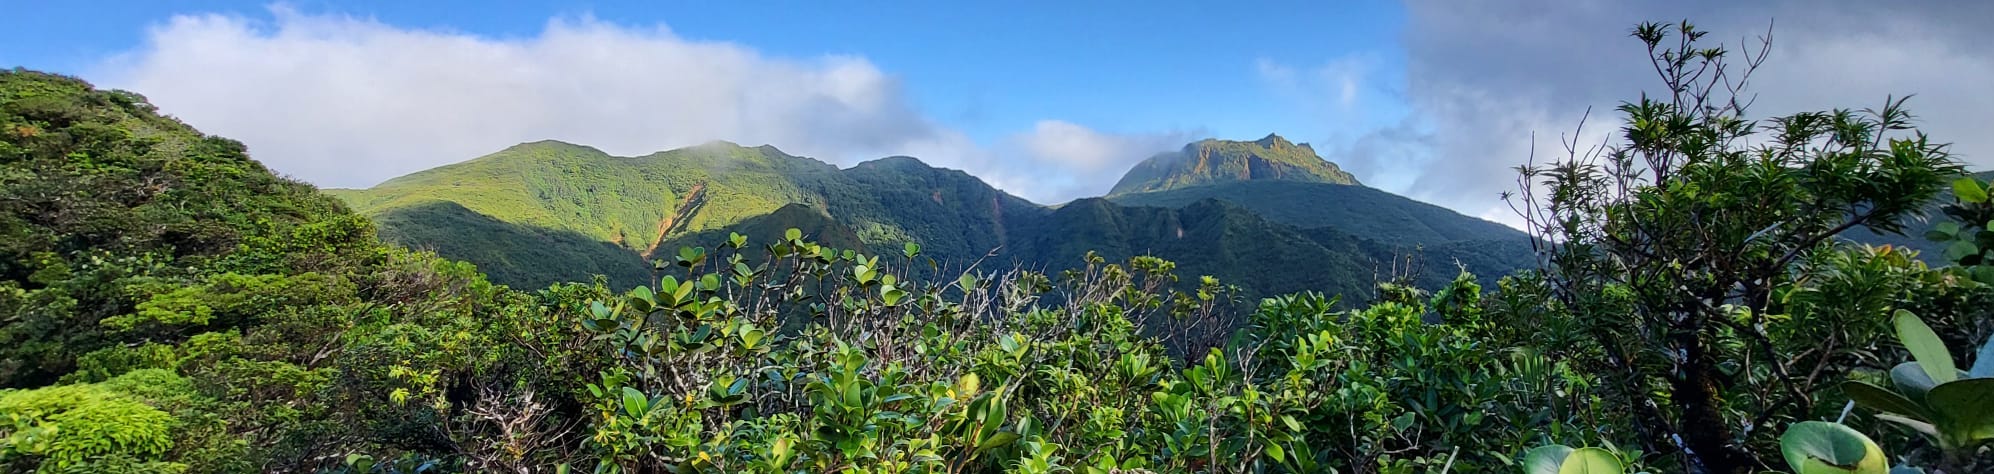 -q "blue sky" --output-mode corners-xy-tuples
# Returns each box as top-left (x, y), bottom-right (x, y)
(6, 1), (1991, 226)
(3, 1), (1408, 166)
